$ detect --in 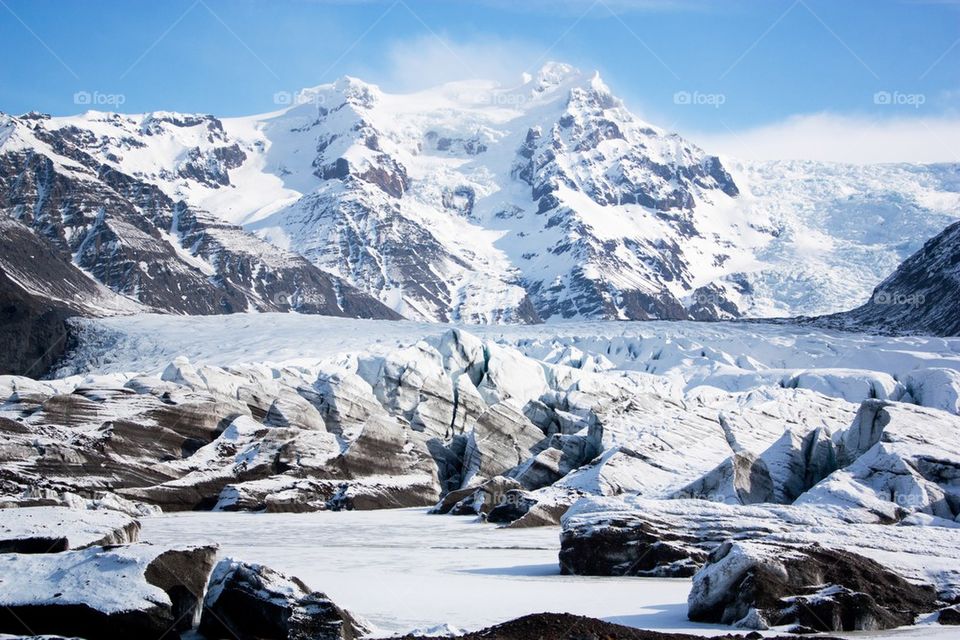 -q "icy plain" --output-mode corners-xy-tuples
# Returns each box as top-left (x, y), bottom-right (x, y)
(39, 313), (960, 638)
